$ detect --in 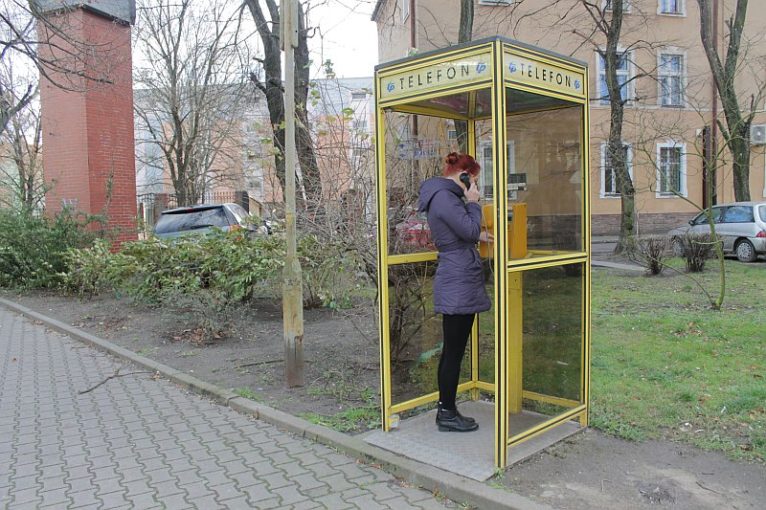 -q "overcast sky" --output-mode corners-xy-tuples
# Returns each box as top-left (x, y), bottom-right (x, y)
(308, 0), (378, 78)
